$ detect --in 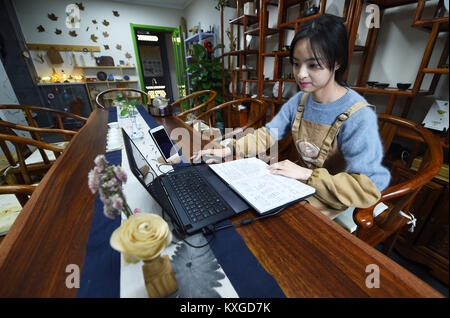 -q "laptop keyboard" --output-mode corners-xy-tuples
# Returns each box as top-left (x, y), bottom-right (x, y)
(166, 169), (228, 224)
